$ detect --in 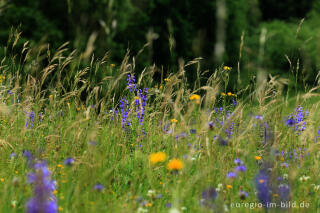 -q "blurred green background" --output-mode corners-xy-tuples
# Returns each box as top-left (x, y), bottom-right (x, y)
(0, 0), (319, 90)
